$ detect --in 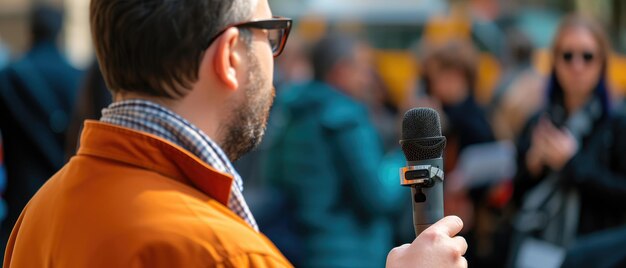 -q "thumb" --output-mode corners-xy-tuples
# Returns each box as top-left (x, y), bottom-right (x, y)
(425, 216), (464, 237)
